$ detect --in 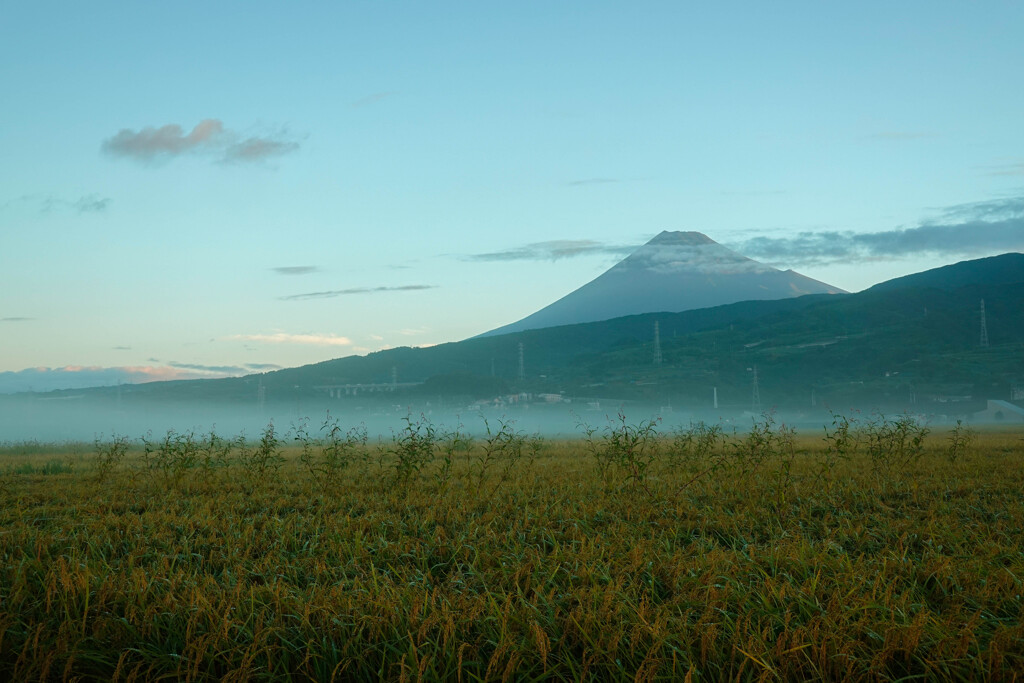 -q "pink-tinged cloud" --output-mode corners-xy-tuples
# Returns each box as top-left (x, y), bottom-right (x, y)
(102, 119), (226, 160)
(0, 362), (288, 394)
(122, 366), (199, 381)
(226, 332), (352, 346)
(102, 119), (299, 164)
(0, 365), (195, 394)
